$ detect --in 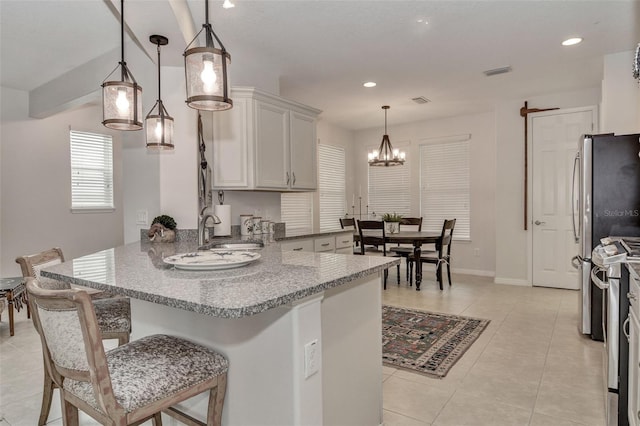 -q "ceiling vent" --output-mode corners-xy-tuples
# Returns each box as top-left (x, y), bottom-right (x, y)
(483, 66), (512, 77)
(411, 96), (430, 104)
